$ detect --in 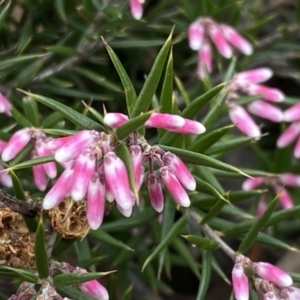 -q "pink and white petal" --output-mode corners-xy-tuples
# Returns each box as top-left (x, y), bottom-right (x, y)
(79, 280), (109, 300)
(247, 100), (283, 122)
(197, 41), (212, 78)
(43, 166), (74, 209)
(0, 93), (12, 116)
(33, 163), (47, 191)
(280, 287), (300, 300)
(0, 165), (12, 187)
(280, 173), (300, 187)
(208, 24), (233, 58)
(277, 188), (294, 209)
(234, 68), (273, 84)
(87, 173), (105, 230)
(145, 112), (185, 131)
(129, 0), (143, 20)
(162, 152), (196, 191)
(117, 204), (133, 217)
(277, 122), (300, 148)
(188, 20), (205, 50)
(229, 104), (261, 138)
(232, 262), (249, 300)
(130, 145), (144, 190)
(294, 135), (300, 158)
(146, 172), (164, 213)
(283, 103), (300, 122)
(0, 140), (7, 153)
(246, 84), (284, 102)
(220, 24), (253, 55)
(242, 177), (264, 191)
(2, 128), (32, 161)
(169, 118), (206, 135)
(159, 166), (190, 207)
(103, 113), (129, 128)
